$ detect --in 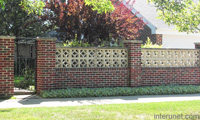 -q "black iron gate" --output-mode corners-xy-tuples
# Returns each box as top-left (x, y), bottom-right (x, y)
(14, 37), (37, 91)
